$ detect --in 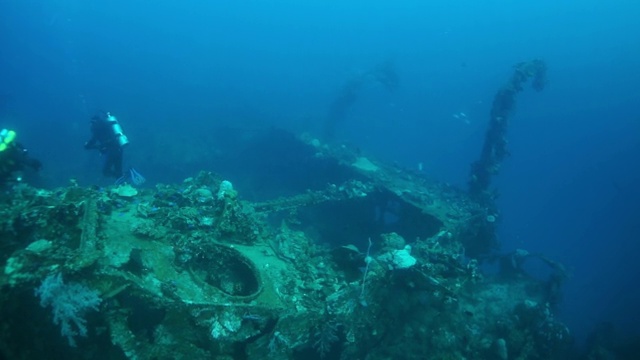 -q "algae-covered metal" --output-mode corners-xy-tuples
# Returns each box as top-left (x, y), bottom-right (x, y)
(0, 130), (571, 359)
